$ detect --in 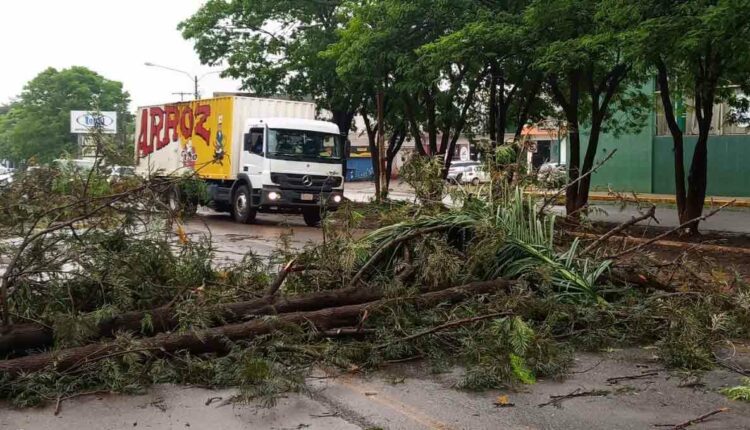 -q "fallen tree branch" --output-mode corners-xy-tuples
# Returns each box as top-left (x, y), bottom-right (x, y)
(581, 205), (656, 255)
(265, 258), (297, 297)
(537, 388), (610, 408)
(375, 312), (511, 350)
(0, 279), (512, 377)
(606, 371), (659, 384)
(606, 201), (735, 260)
(349, 225), (450, 286)
(603, 268), (676, 293)
(654, 407), (730, 429)
(54, 389), (111, 415)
